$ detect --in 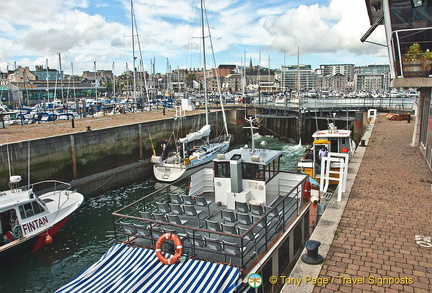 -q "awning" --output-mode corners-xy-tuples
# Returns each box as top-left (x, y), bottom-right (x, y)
(178, 125), (211, 144)
(56, 244), (242, 293)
